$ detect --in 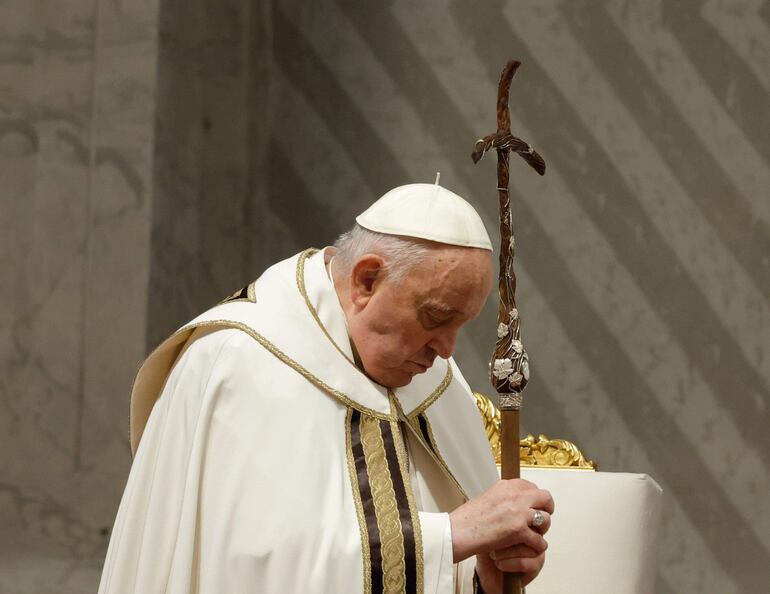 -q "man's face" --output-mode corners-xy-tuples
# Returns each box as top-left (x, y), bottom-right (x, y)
(347, 246), (493, 388)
